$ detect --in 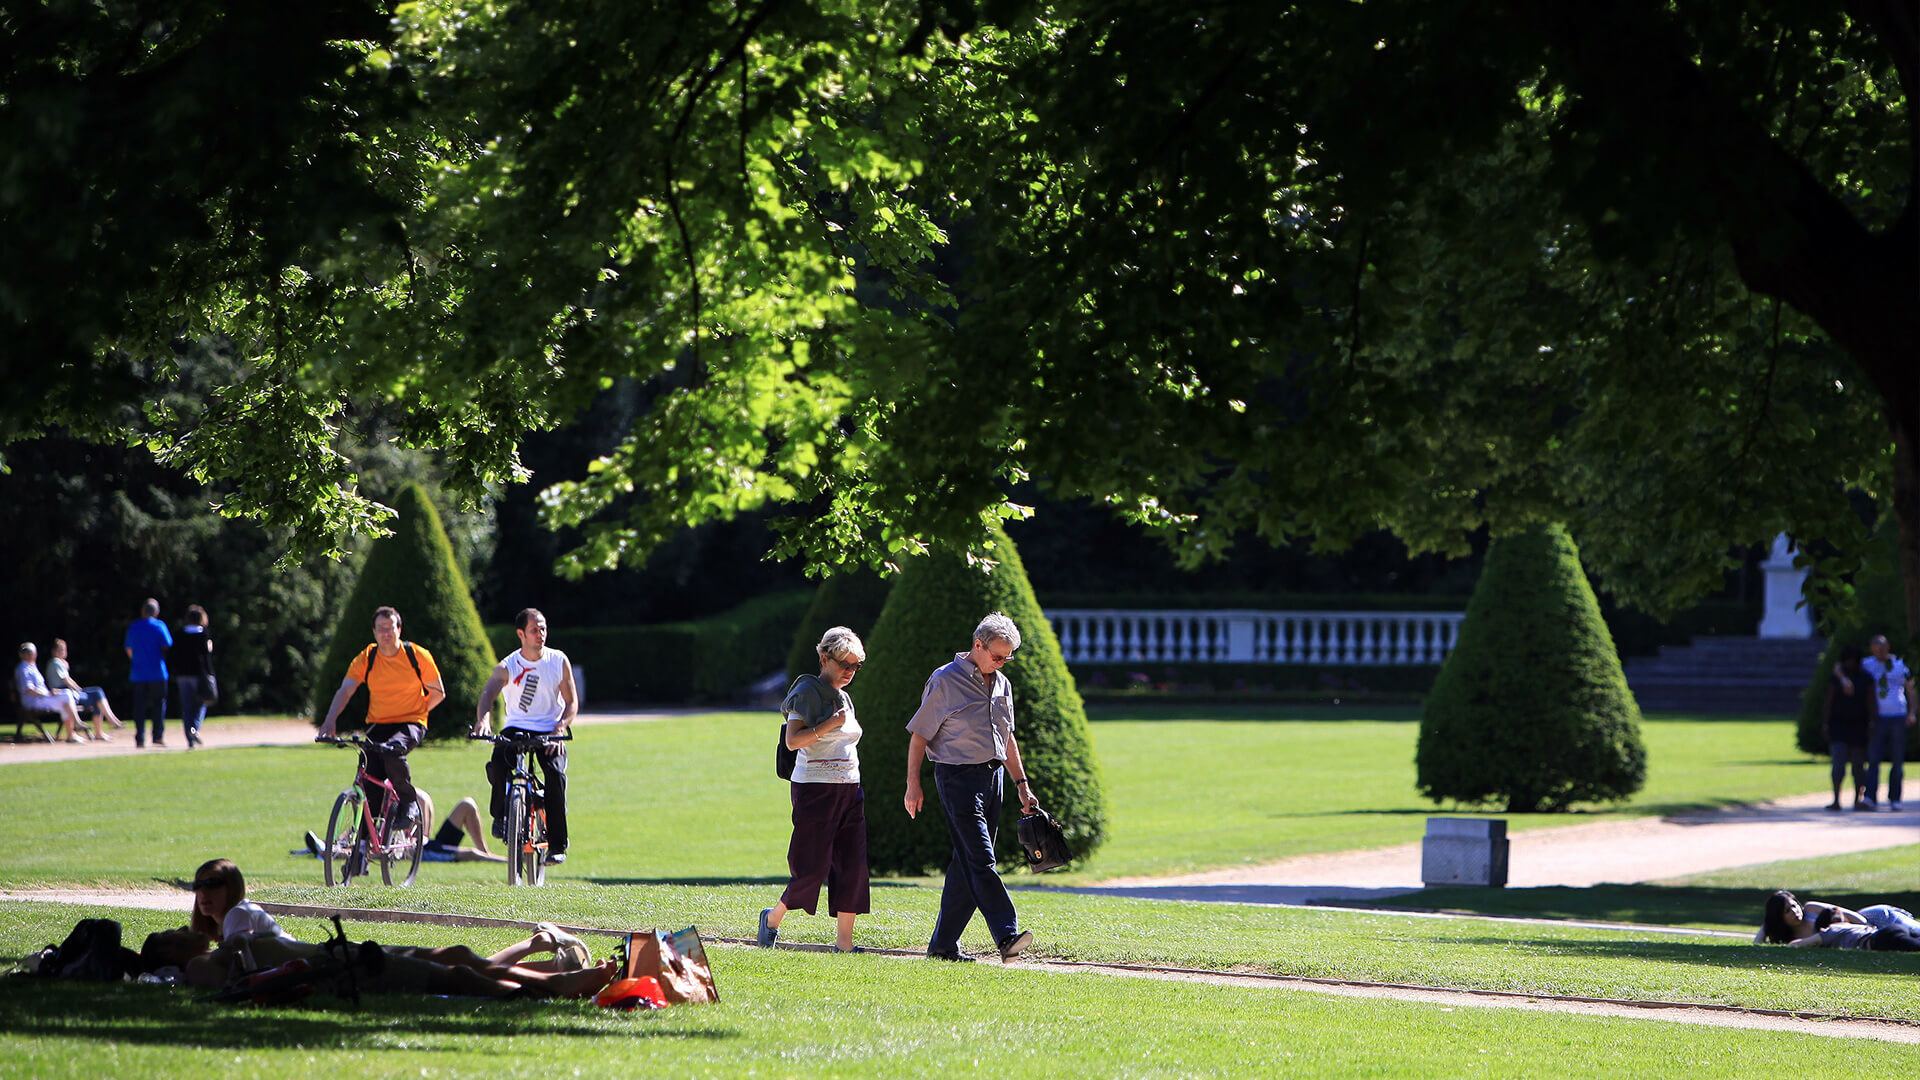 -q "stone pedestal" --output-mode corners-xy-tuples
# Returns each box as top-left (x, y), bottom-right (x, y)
(1421, 818), (1509, 887)
(1757, 533), (1813, 639)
